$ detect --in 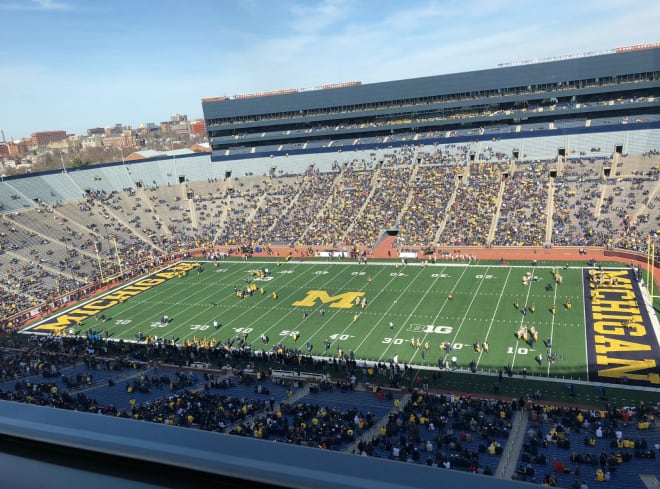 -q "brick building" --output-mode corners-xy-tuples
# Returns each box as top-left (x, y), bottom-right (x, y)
(31, 130), (67, 146)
